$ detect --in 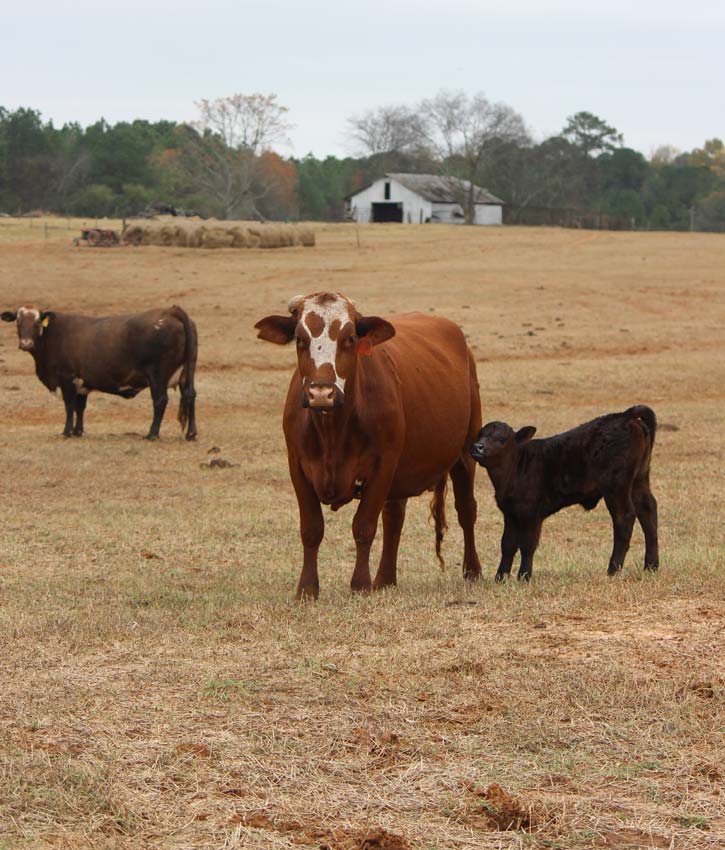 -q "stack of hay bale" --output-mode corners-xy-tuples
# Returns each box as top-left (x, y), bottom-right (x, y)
(122, 217), (315, 249)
